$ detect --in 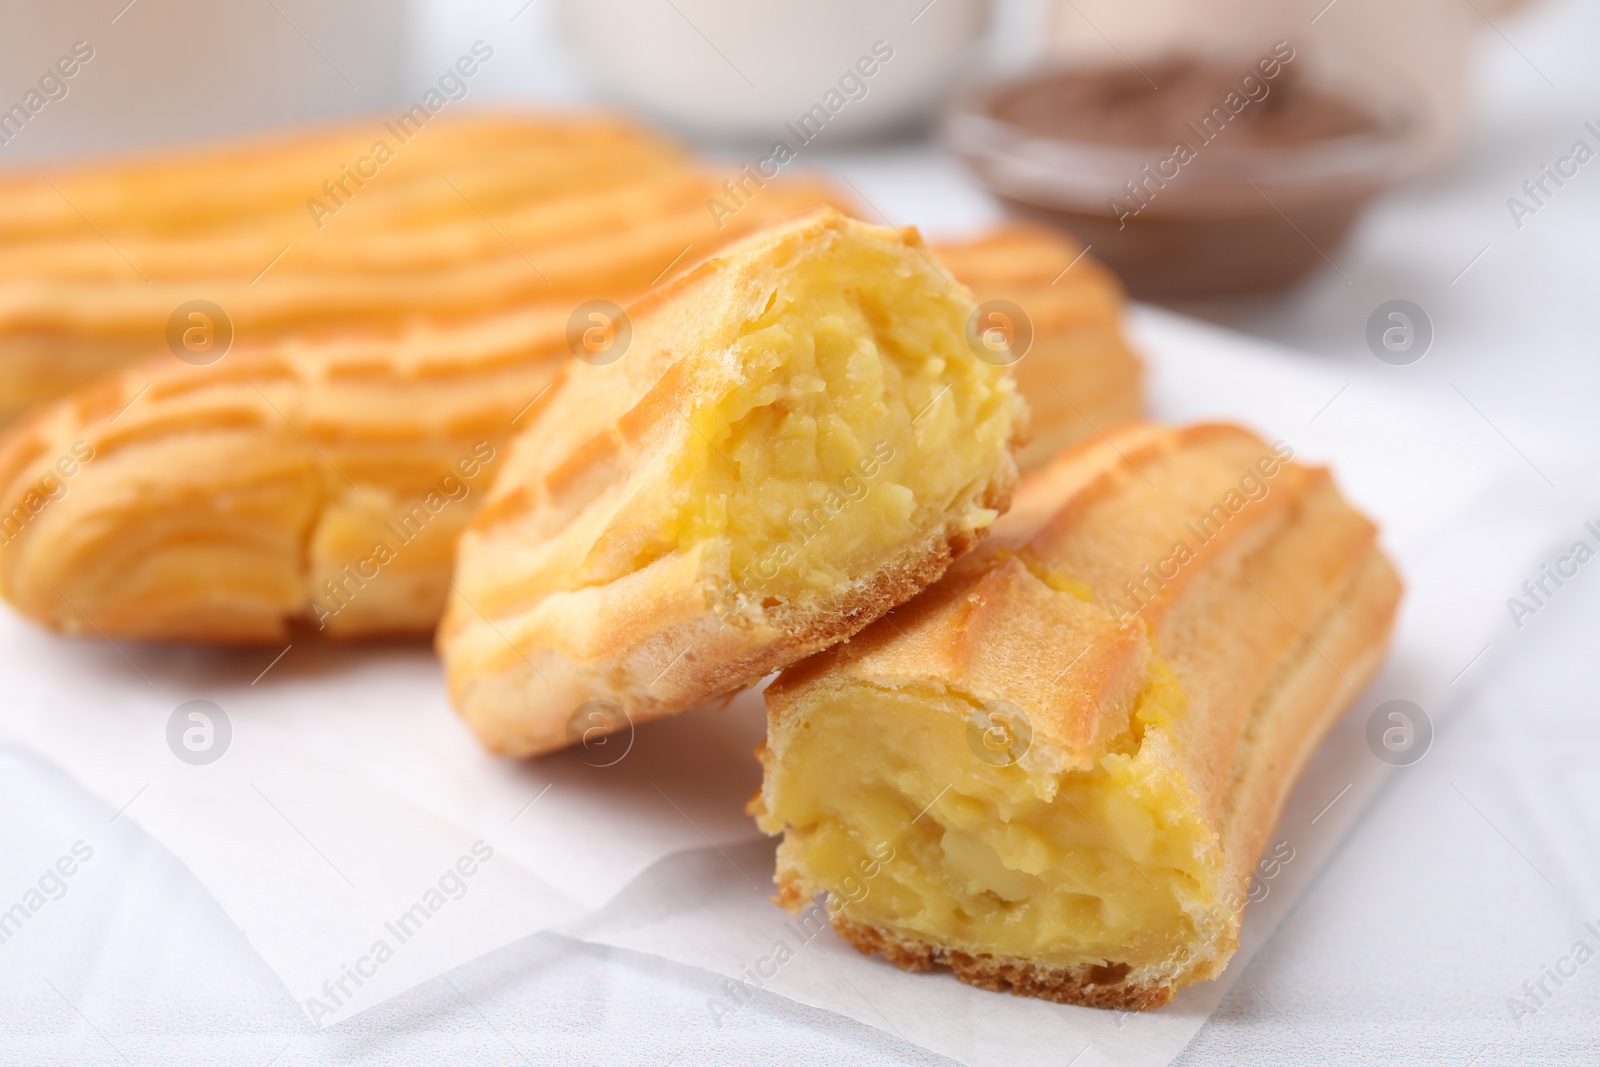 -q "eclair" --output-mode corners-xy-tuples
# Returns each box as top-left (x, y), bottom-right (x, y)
(438, 209), (1027, 757)
(0, 220), (1135, 644)
(752, 422), (1401, 1009)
